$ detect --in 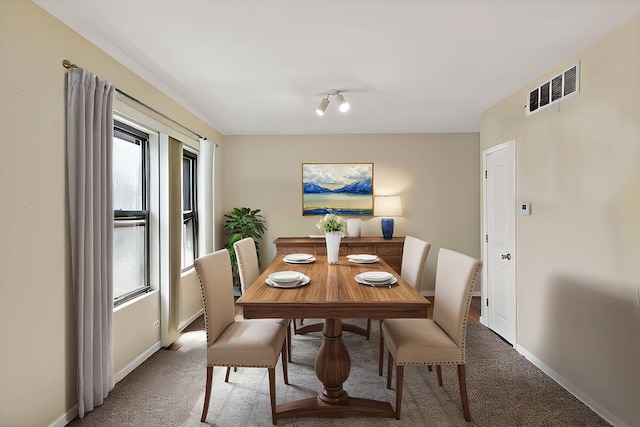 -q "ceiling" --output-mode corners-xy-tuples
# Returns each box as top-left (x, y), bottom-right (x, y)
(35, 0), (640, 136)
